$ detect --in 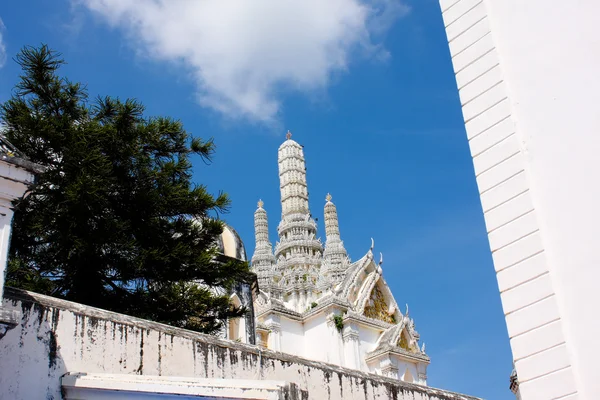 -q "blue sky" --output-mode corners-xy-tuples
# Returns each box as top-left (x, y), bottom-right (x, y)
(0, 1), (513, 398)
